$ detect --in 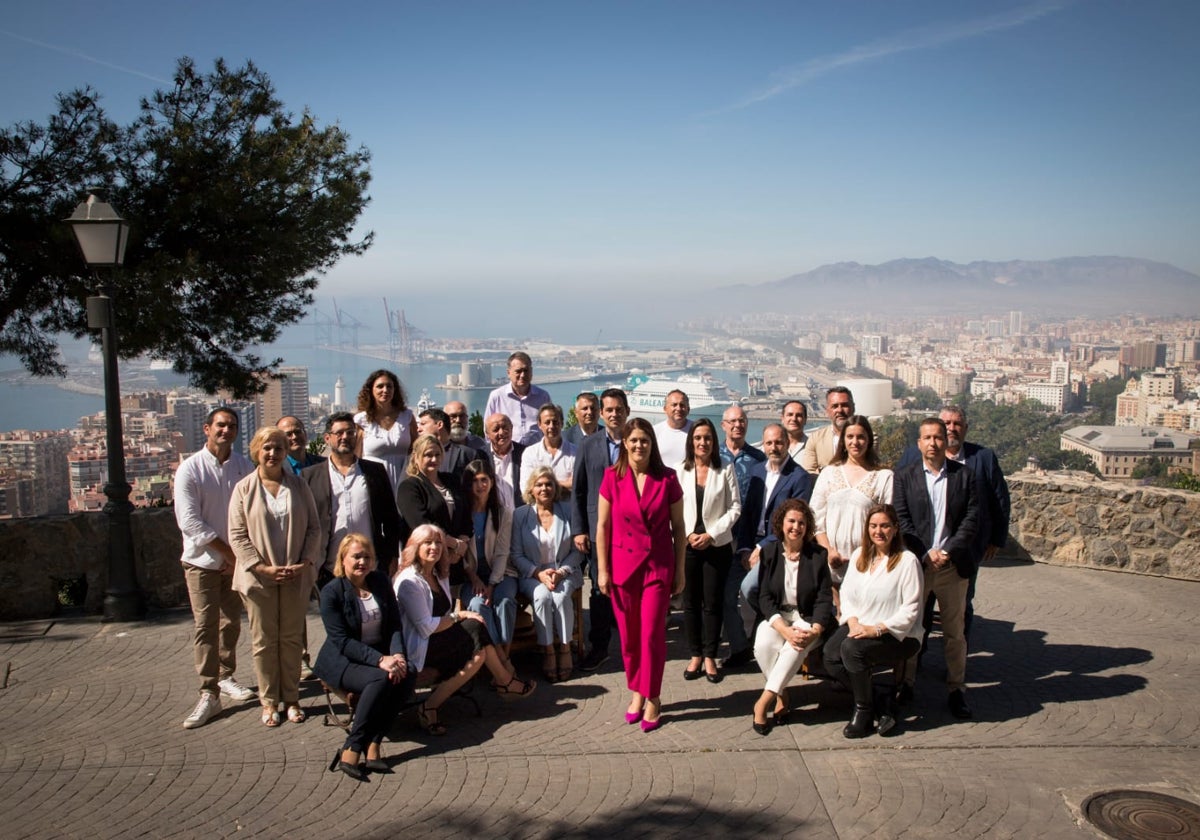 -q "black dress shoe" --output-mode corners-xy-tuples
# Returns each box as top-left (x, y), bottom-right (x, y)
(705, 669), (723, 684)
(580, 649), (610, 672)
(752, 719), (772, 736)
(722, 649), (754, 670)
(683, 666), (703, 681)
(895, 683), (914, 707)
(948, 689), (973, 720)
(364, 757), (392, 774)
(329, 749), (367, 782)
(843, 705), (874, 739)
